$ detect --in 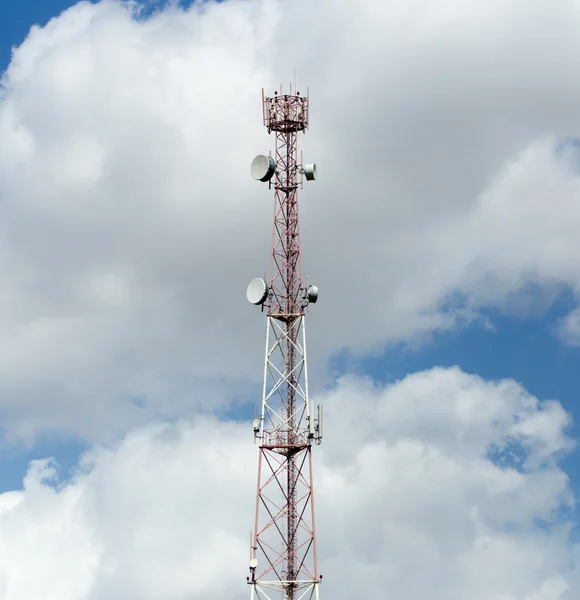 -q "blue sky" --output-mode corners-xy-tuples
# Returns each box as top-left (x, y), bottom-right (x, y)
(328, 292), (580, 480)
(0, 0), (90, 73)
(1, 0), (579, 509)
